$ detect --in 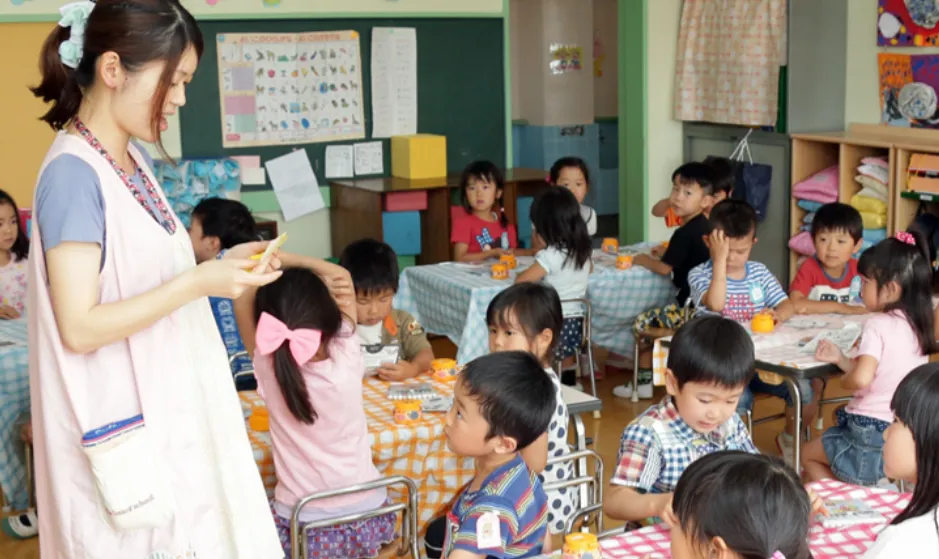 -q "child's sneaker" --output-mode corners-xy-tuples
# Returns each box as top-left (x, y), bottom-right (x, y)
(2, 510), (38, 539)
(613, 370), (653, 399)
(776, 432), (795, 466)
